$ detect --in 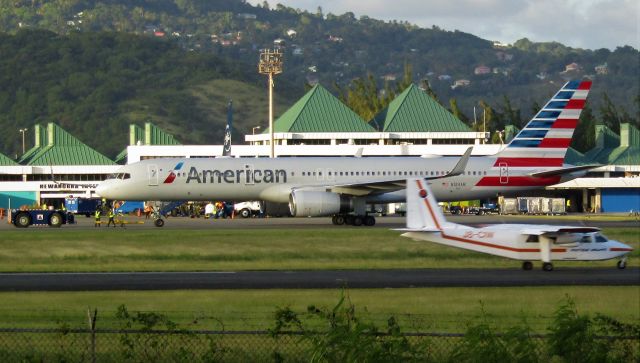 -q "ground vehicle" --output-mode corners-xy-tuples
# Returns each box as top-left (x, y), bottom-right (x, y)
(11, 209), (72, 228)
(234, 201), (262, 218)
(64, 197), (101, 217)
